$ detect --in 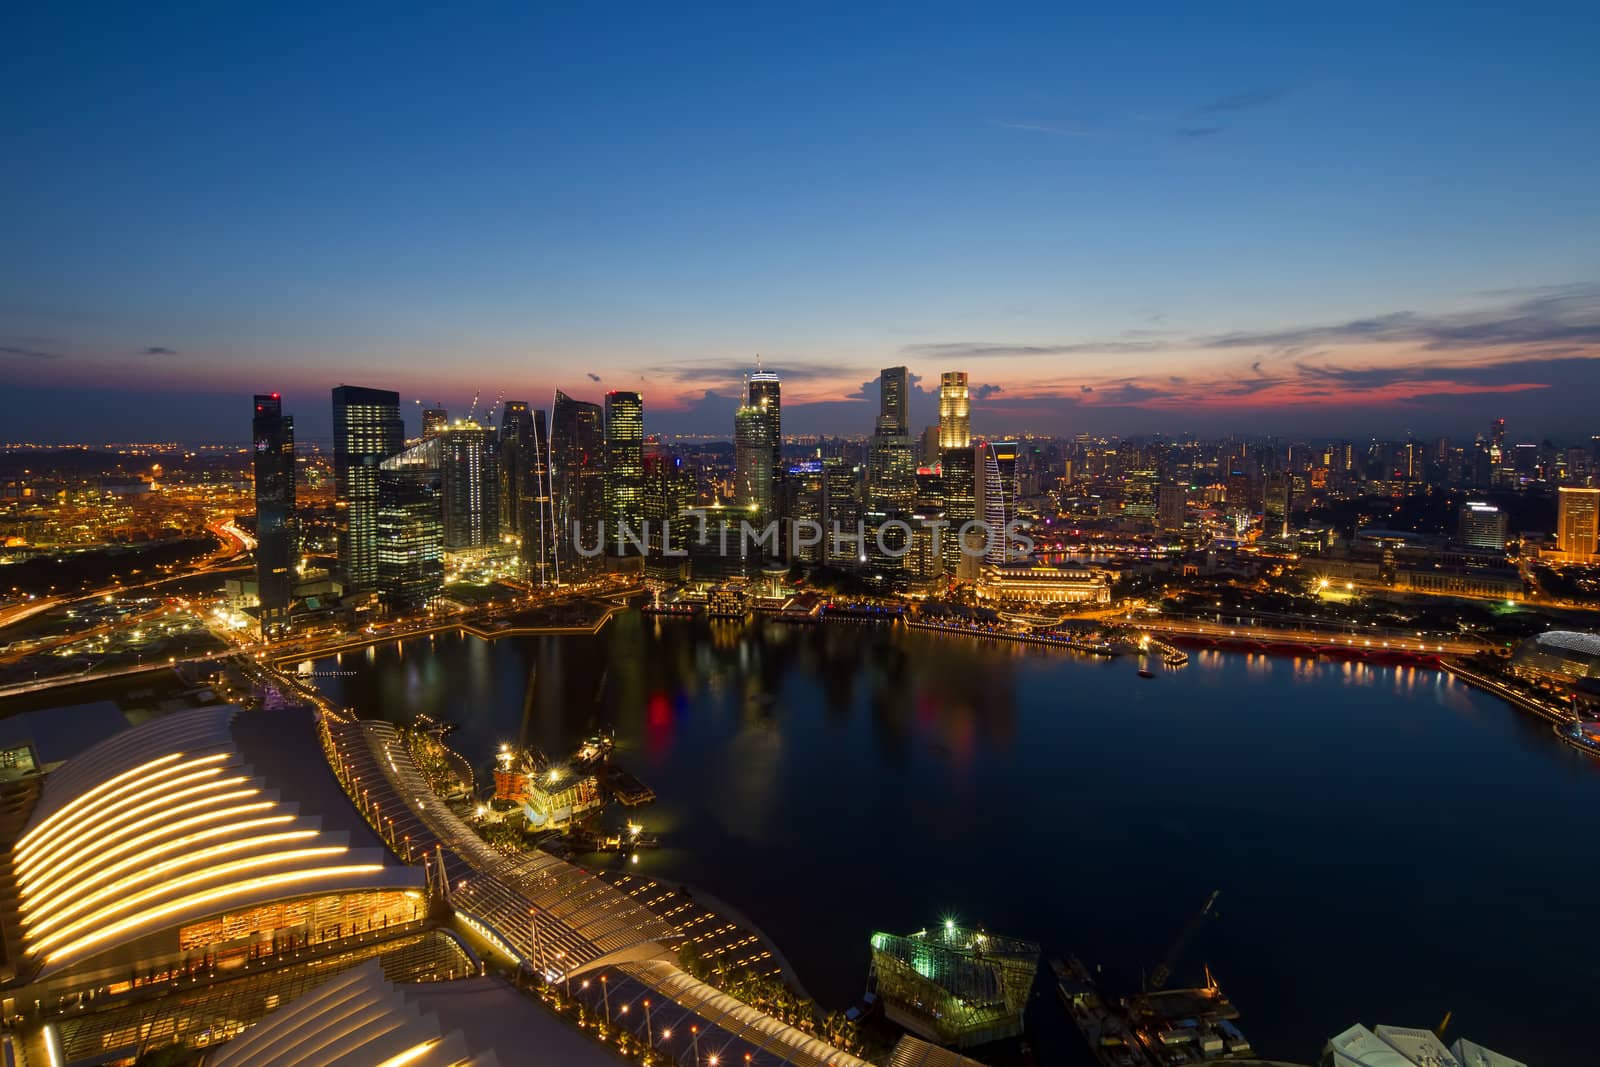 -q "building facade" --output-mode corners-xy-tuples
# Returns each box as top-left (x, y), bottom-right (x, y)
(550, 390), (606, 581)
(251, 393), (296, 634)
(603, 391), (645, 546)
(333, 385), (405, 594)
(1557, 486), (1599, 558)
